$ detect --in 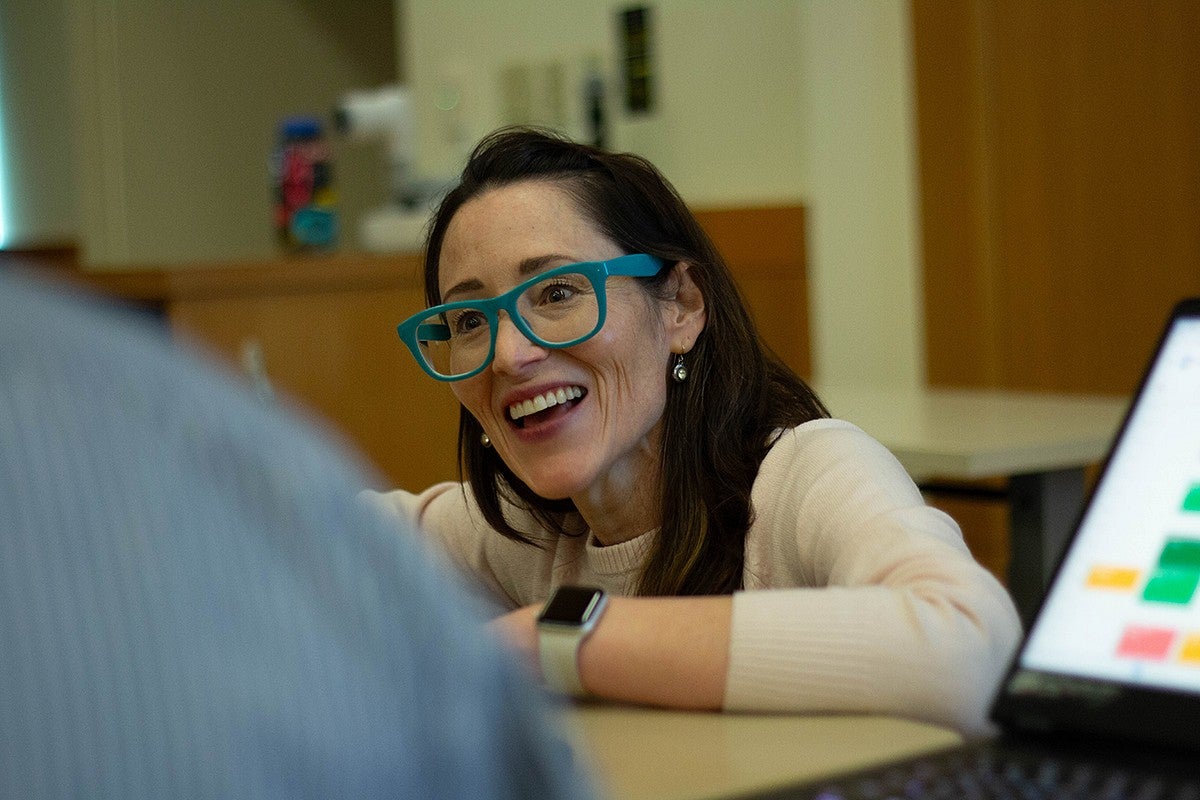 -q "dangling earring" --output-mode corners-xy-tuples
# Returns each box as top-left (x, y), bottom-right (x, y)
(672, 353), (689, 383)
(480, 432), (492, 448)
